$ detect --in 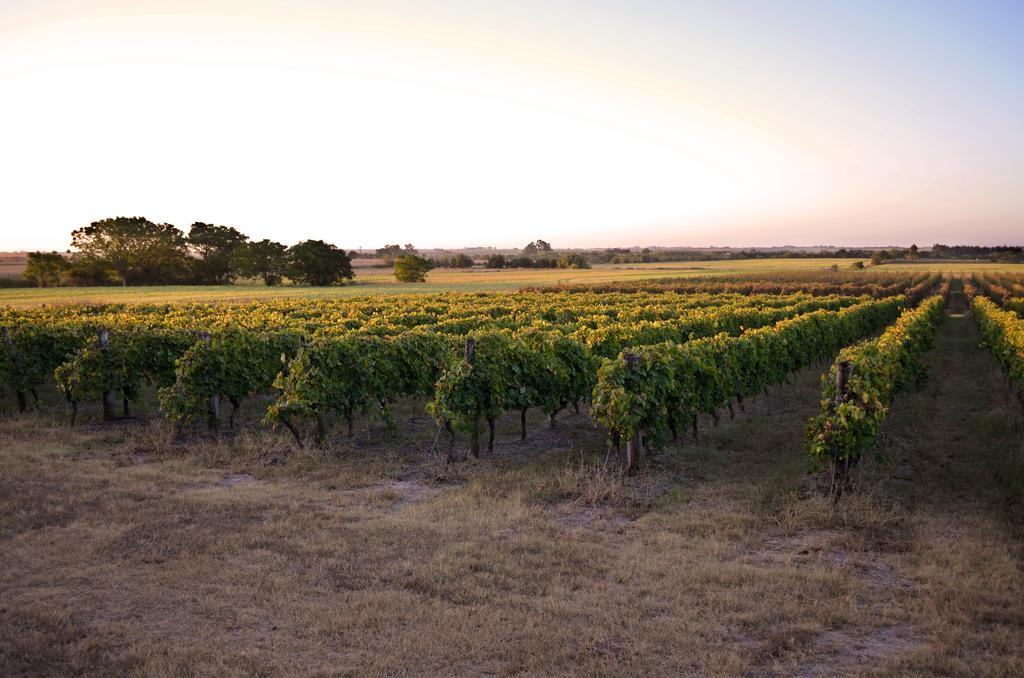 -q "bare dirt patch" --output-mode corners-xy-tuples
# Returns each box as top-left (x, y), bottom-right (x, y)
(793, 625), (925, 677)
